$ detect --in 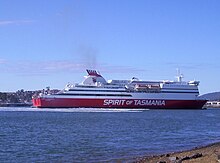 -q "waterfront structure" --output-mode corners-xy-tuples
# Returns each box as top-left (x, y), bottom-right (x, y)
(205, 101), (220, 108)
